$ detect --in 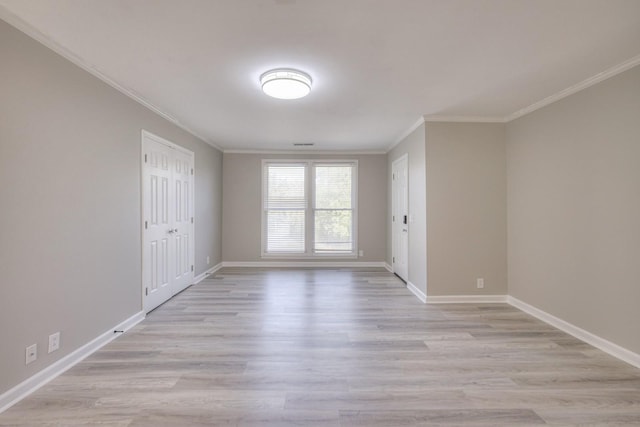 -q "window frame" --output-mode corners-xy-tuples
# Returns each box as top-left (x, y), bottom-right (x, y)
(261, 159), (358, 259)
